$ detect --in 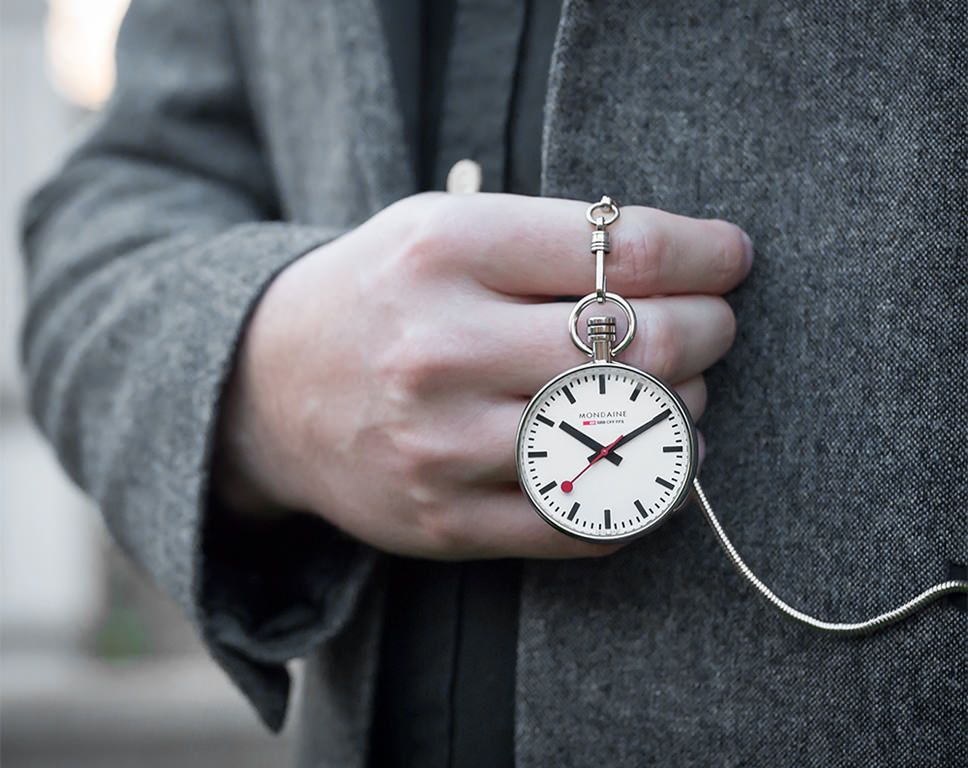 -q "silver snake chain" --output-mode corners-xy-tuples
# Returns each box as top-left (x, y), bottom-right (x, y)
(691, 478), (968, 635)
